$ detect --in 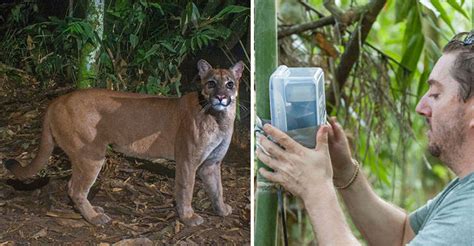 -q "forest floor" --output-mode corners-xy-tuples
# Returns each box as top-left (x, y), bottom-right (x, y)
(0, 79), (250, 245)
